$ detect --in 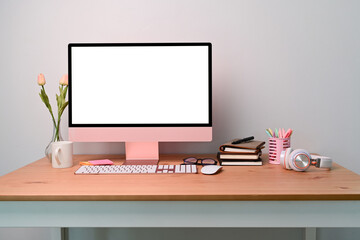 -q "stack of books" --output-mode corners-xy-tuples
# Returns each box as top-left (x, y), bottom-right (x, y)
(217, 139), (265, 166)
